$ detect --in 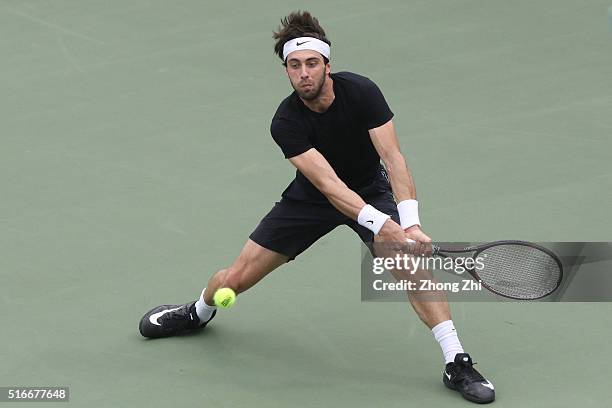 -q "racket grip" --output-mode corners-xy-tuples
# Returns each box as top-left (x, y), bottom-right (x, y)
(405, 238), (440, 255)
